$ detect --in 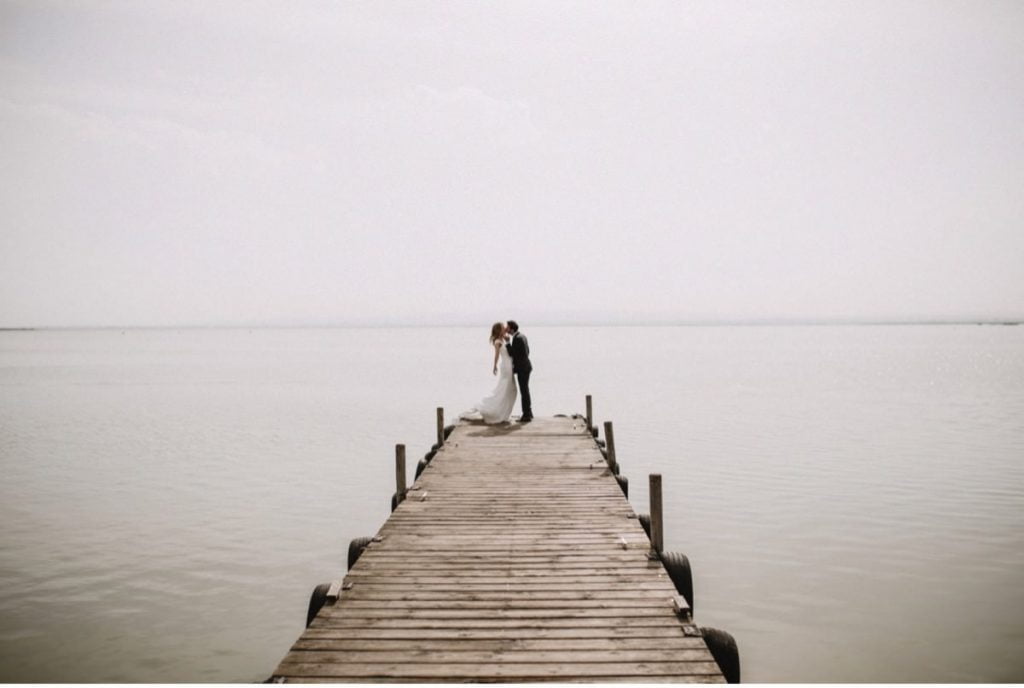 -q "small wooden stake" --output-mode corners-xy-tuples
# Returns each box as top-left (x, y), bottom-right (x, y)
(436, 407), (444, 446)
(649, 473), (663, 556)
(585, 395), (593, 429)
(603, 421), (618, 472)
(395, 444), (406, 505)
